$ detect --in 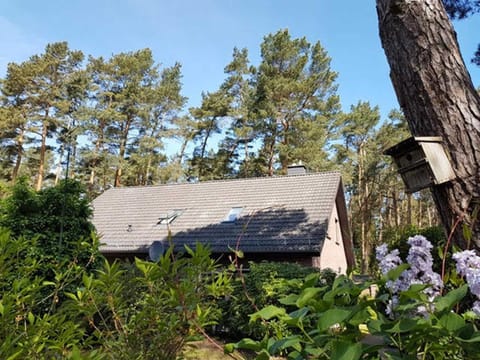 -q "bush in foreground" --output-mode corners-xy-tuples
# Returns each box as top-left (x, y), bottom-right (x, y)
(0, 228), (230, 359)
(228, 236), (480, 359)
